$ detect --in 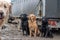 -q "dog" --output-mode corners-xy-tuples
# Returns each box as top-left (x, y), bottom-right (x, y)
(0, 1), (11, 29)
(20, 14), (29, 36)
(41, 17), (53, 38)
(28, 14), (40, 37)
(41, 17), (48, 37)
